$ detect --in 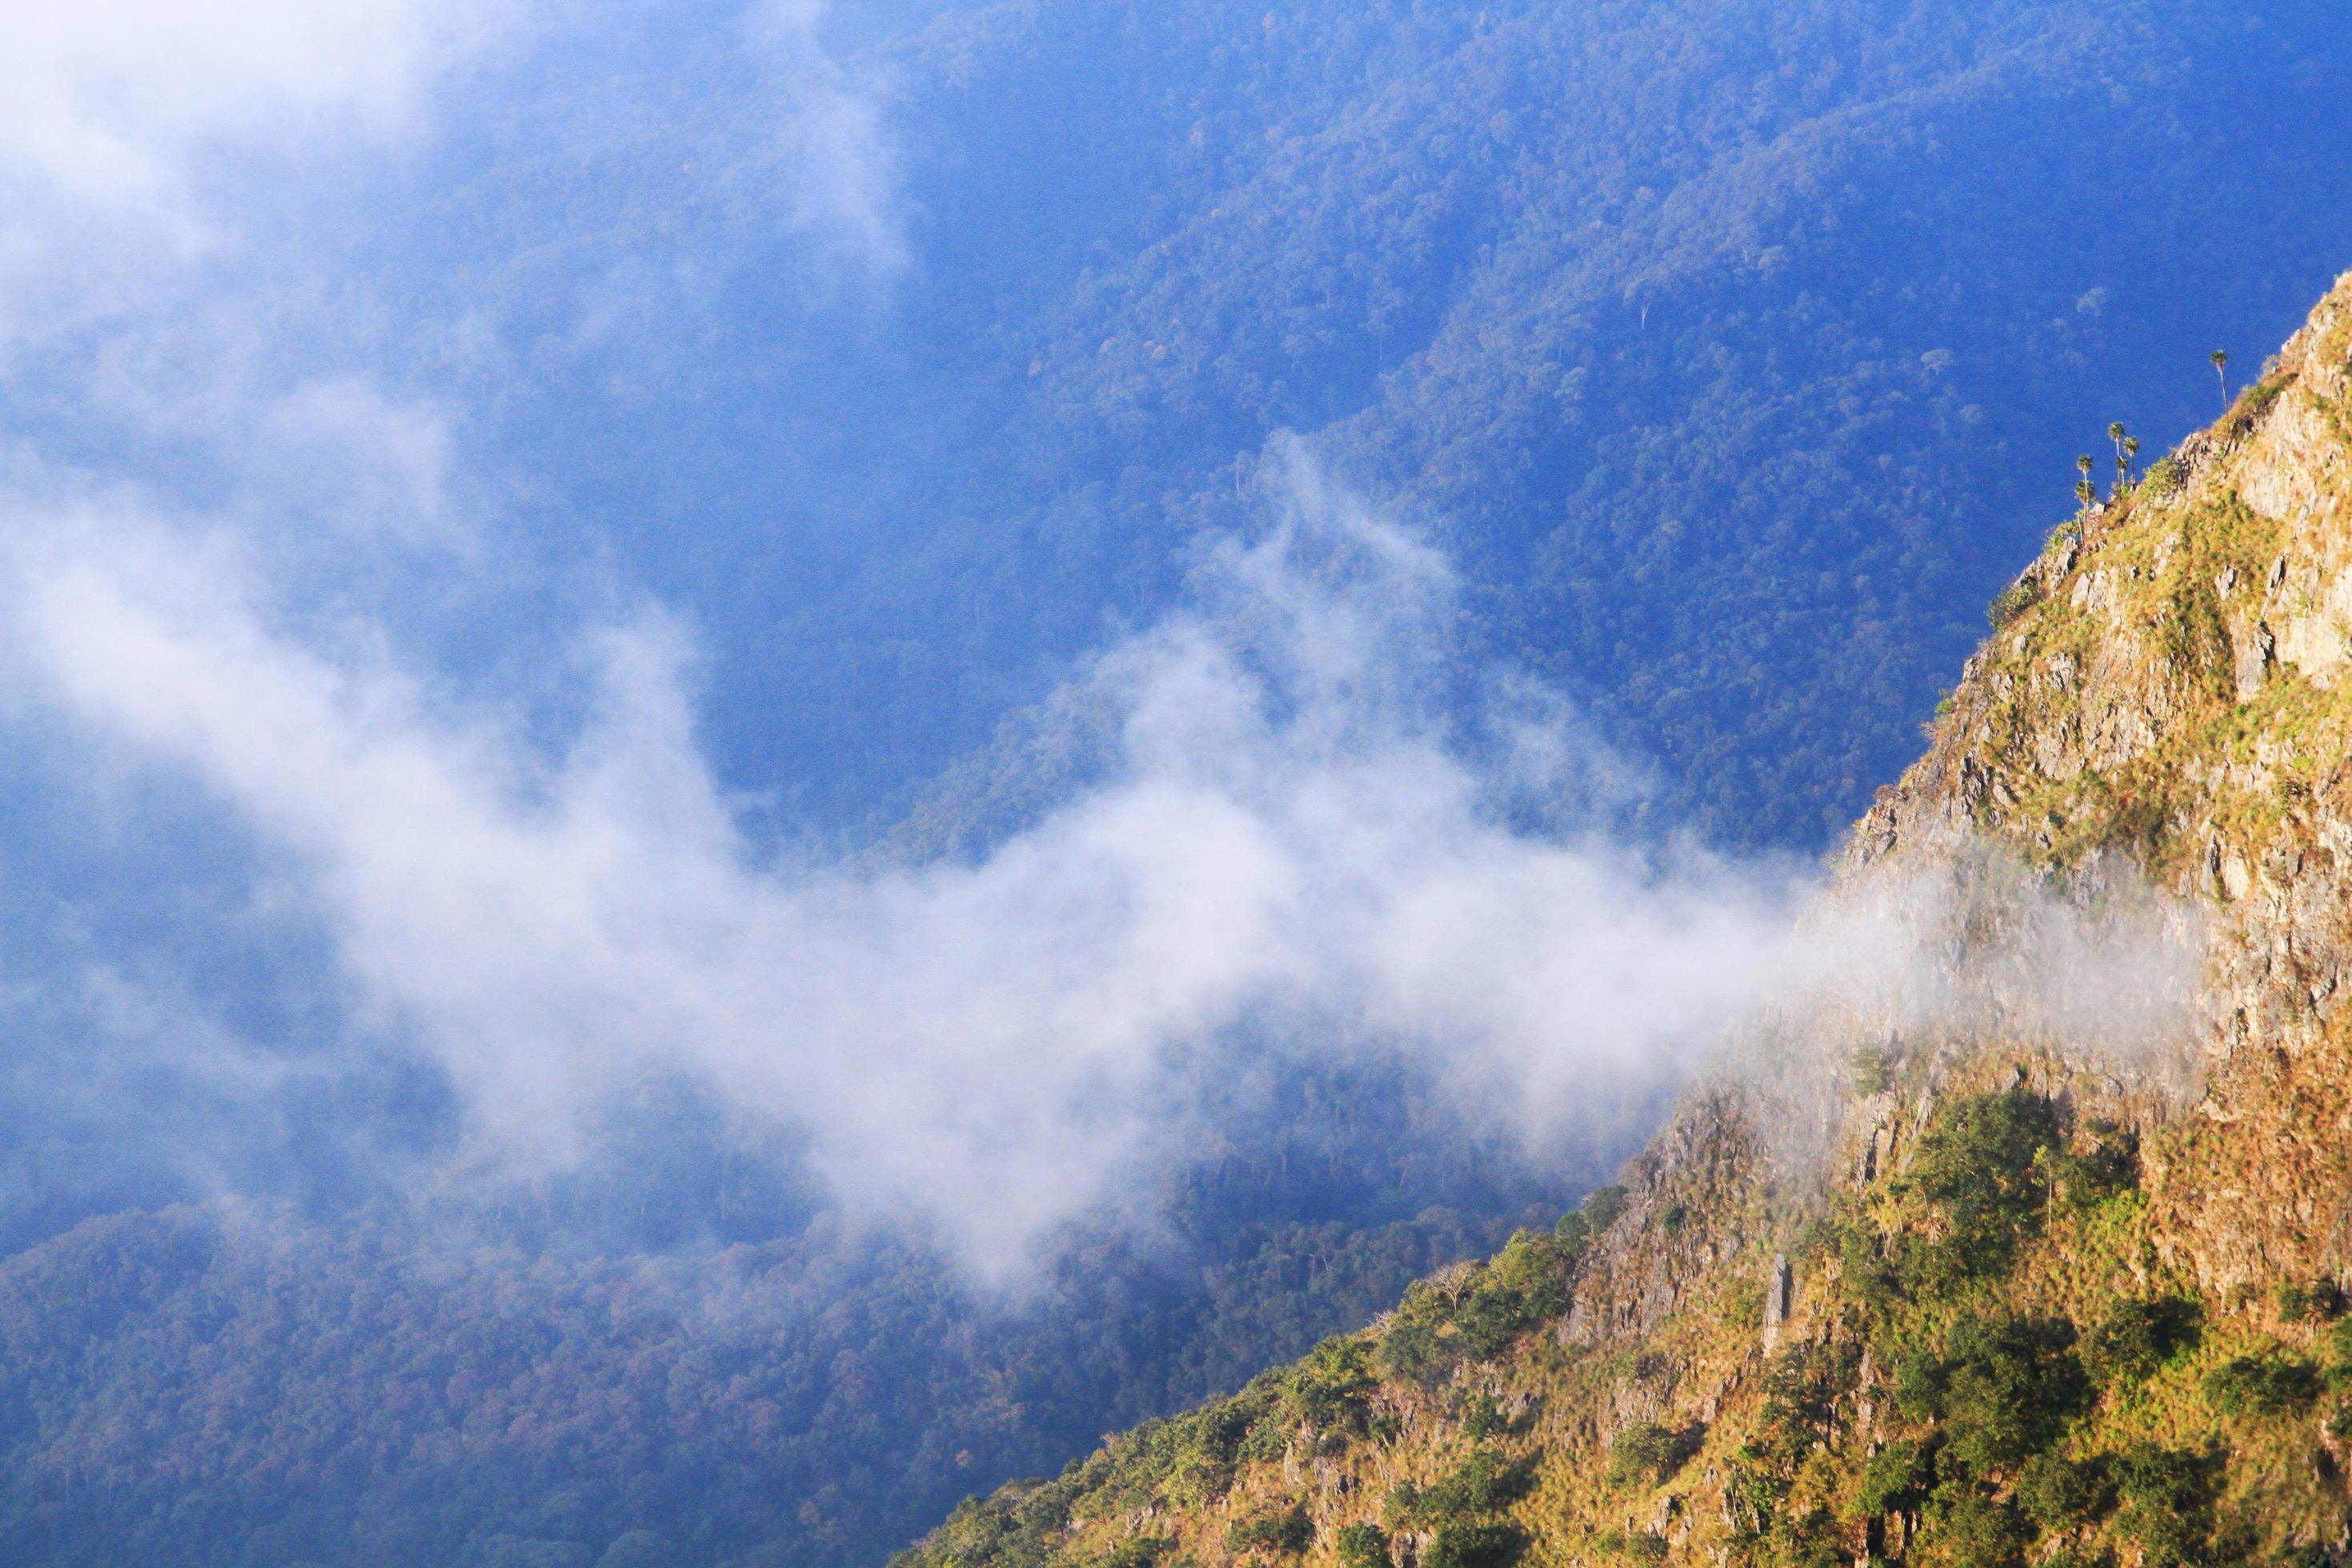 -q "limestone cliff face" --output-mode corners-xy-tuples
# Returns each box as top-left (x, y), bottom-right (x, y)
(900, 274), (2352, 1568)
(1849, 272), (2352, 1302)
